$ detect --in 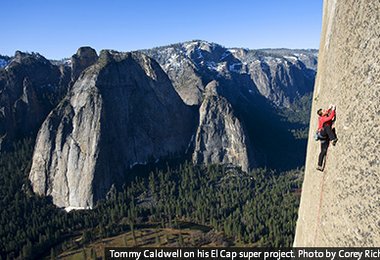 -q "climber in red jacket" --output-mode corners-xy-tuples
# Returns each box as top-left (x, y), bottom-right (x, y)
(317, 104), (338, 171)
